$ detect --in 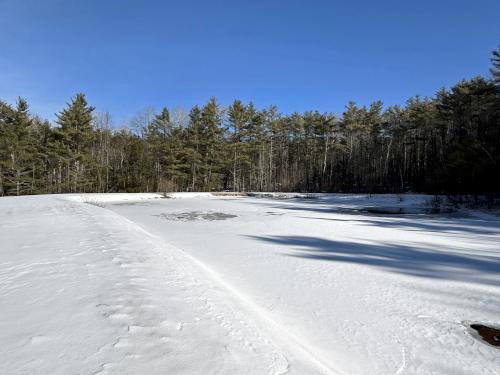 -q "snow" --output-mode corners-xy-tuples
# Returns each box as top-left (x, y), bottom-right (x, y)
(1, 193), (499, 374)
(166, 192), (215, 199)
(66, 192), (165, 203)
